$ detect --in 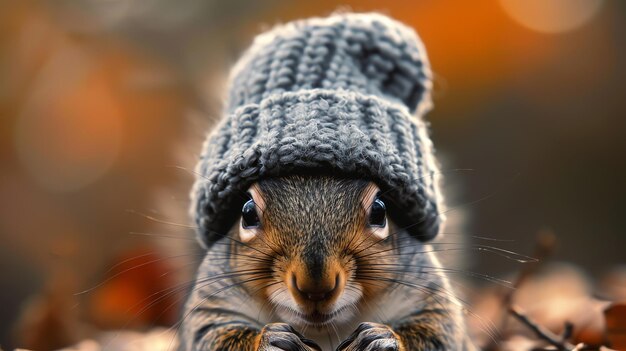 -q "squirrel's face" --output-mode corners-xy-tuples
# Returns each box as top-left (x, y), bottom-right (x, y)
(230, 176), (397, 329)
